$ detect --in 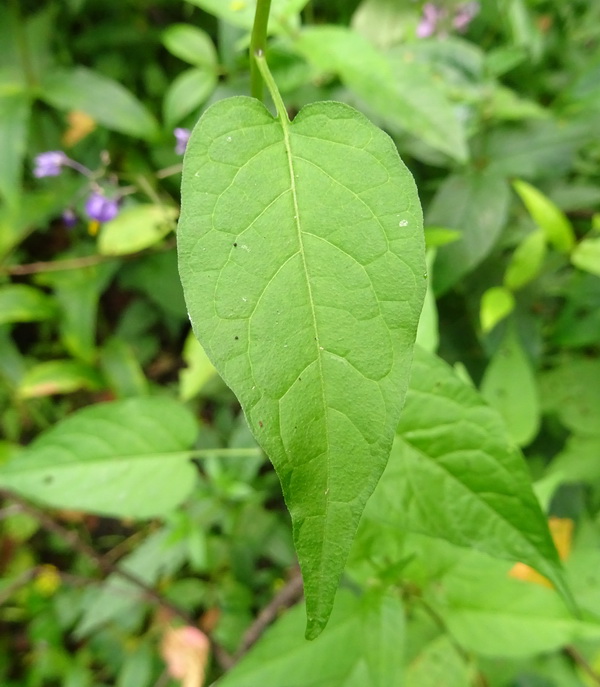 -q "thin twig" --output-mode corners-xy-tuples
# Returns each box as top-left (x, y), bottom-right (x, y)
(565, 645), (600, 686)
(3, 254), (118, 276)
(0, 490), (192, 625)
(234, 566), (304, 661)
